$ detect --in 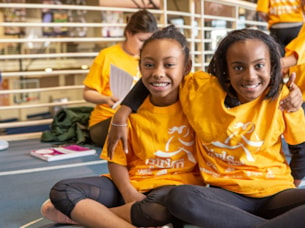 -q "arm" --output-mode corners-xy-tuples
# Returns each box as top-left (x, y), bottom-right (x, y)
(107, 105), (131, 158)
(285, 25), (305, 66)
(256, 0), (269, 22)
(121, 79), (150, 112)
(107, 79), (149, 156)
(281, 52), (298, 68)
(83, 86), (119, 108)
(279, 72), (303, 112)
(108, 162), (145, 203)
(257, 12), (269, 22)
(288, 142), (305, 187)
